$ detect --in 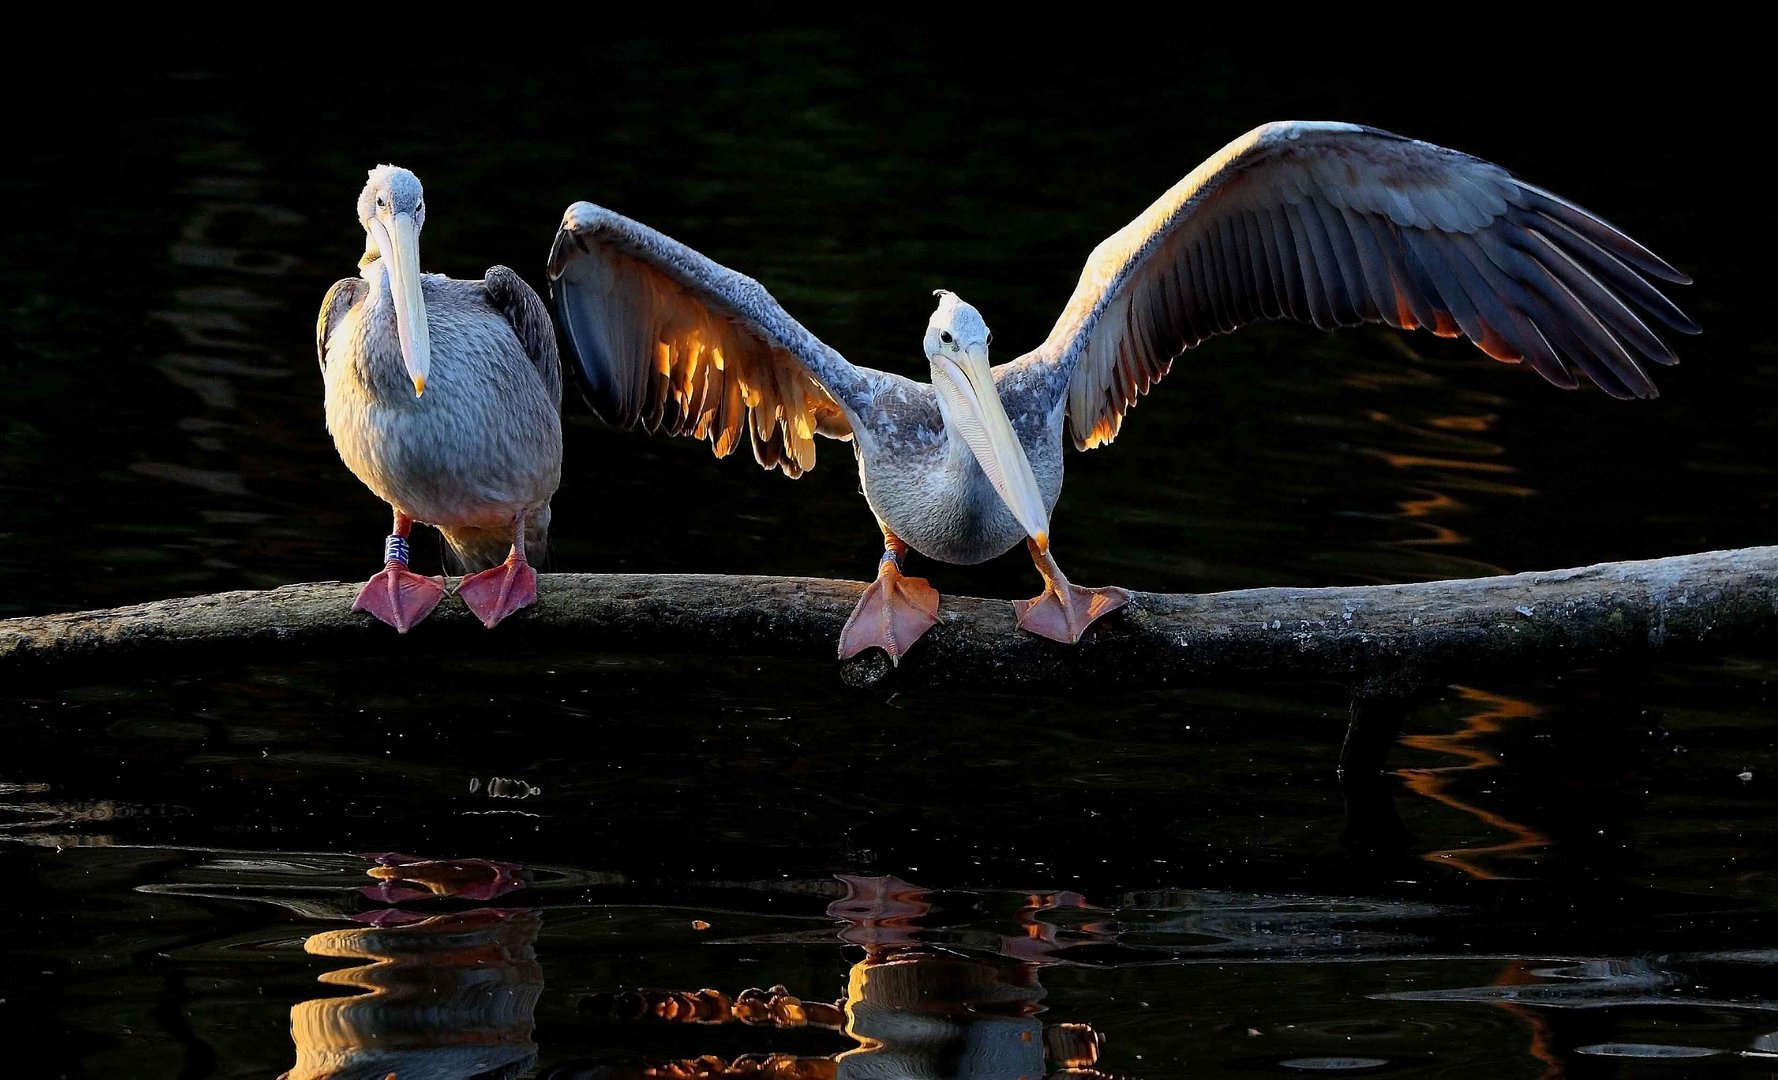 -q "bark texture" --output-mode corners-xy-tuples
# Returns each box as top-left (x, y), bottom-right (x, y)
(1, 548), (1773, 692)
